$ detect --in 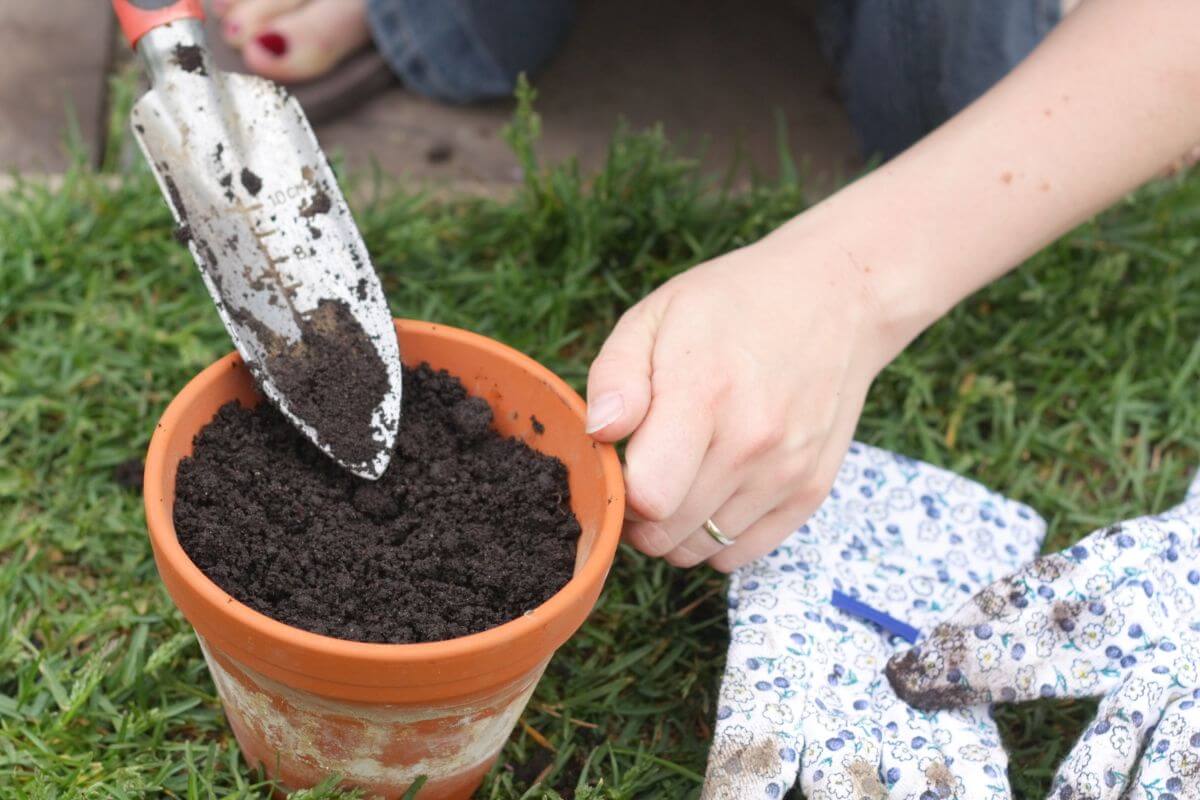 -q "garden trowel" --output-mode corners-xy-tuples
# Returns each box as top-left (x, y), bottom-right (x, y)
(113, 0), (402, 480)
